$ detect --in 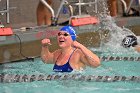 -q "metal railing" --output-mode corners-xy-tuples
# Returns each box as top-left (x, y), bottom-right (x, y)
(0, 0), (16, 23)
(40, 0), (98, 25)
(121, 0), (140, 15)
